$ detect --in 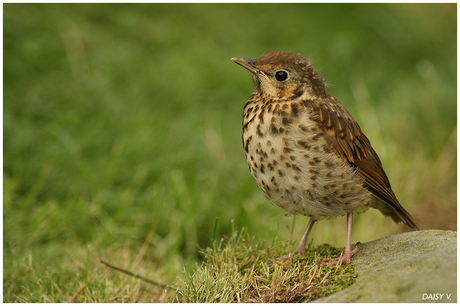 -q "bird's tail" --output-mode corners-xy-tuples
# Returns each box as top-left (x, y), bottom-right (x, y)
(375, 199), (420, 231)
